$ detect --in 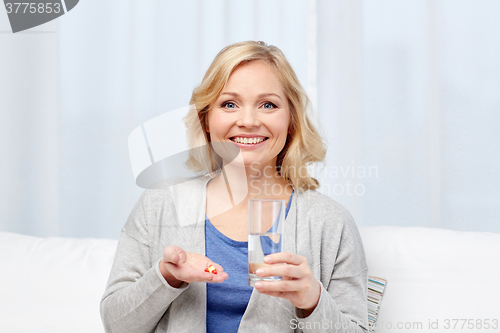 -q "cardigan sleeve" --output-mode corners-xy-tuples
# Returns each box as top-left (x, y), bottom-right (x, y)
(294, 195), (369, 333)
(100, 189), (189, 333)
(294, 271), (368, 332)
